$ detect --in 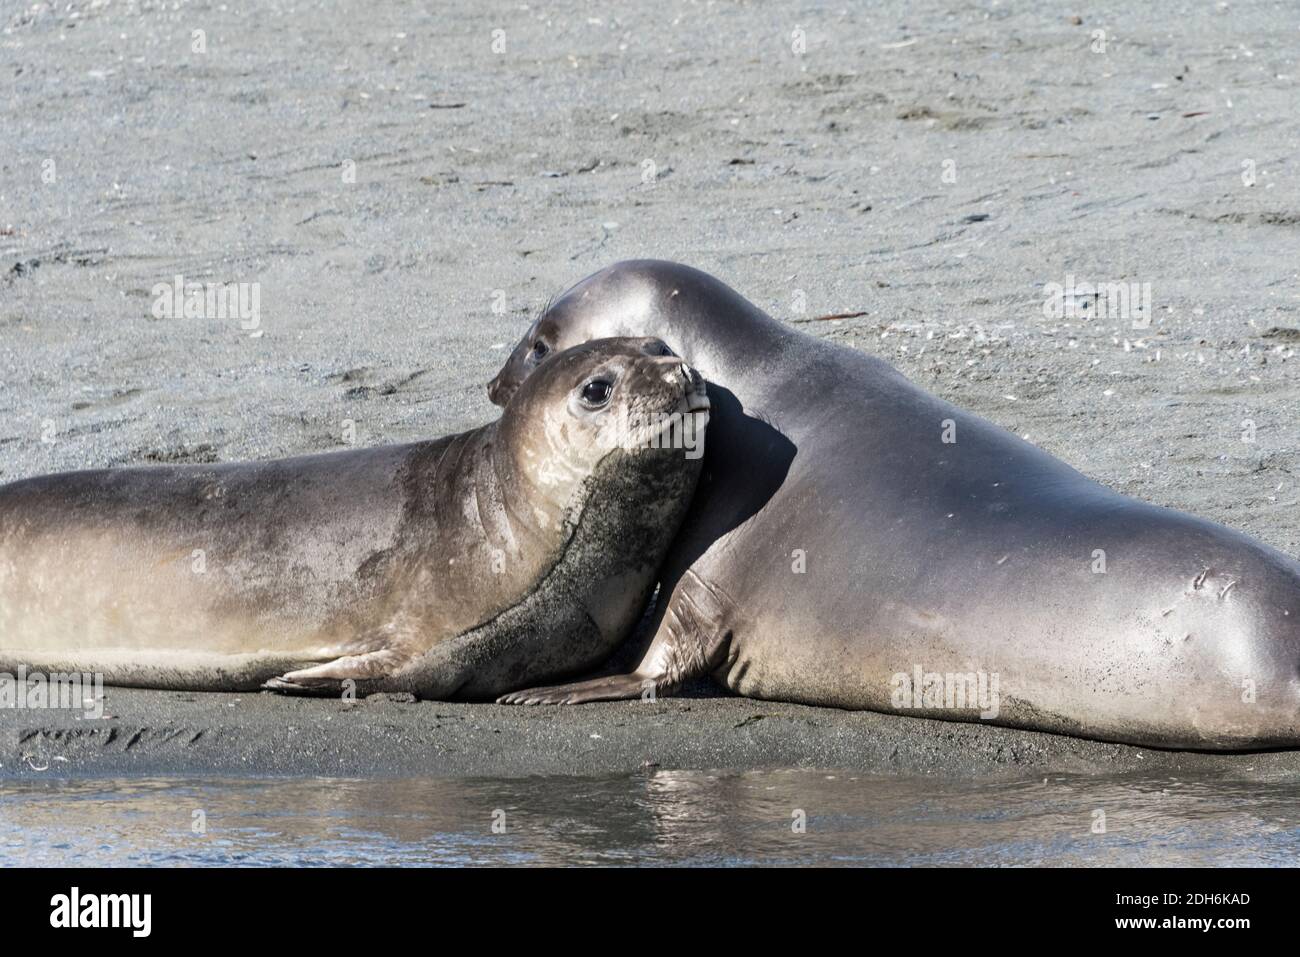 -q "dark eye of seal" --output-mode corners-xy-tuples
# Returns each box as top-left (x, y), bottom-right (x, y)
(580, 379), (613, 407)
(531, 340), (549, 360)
